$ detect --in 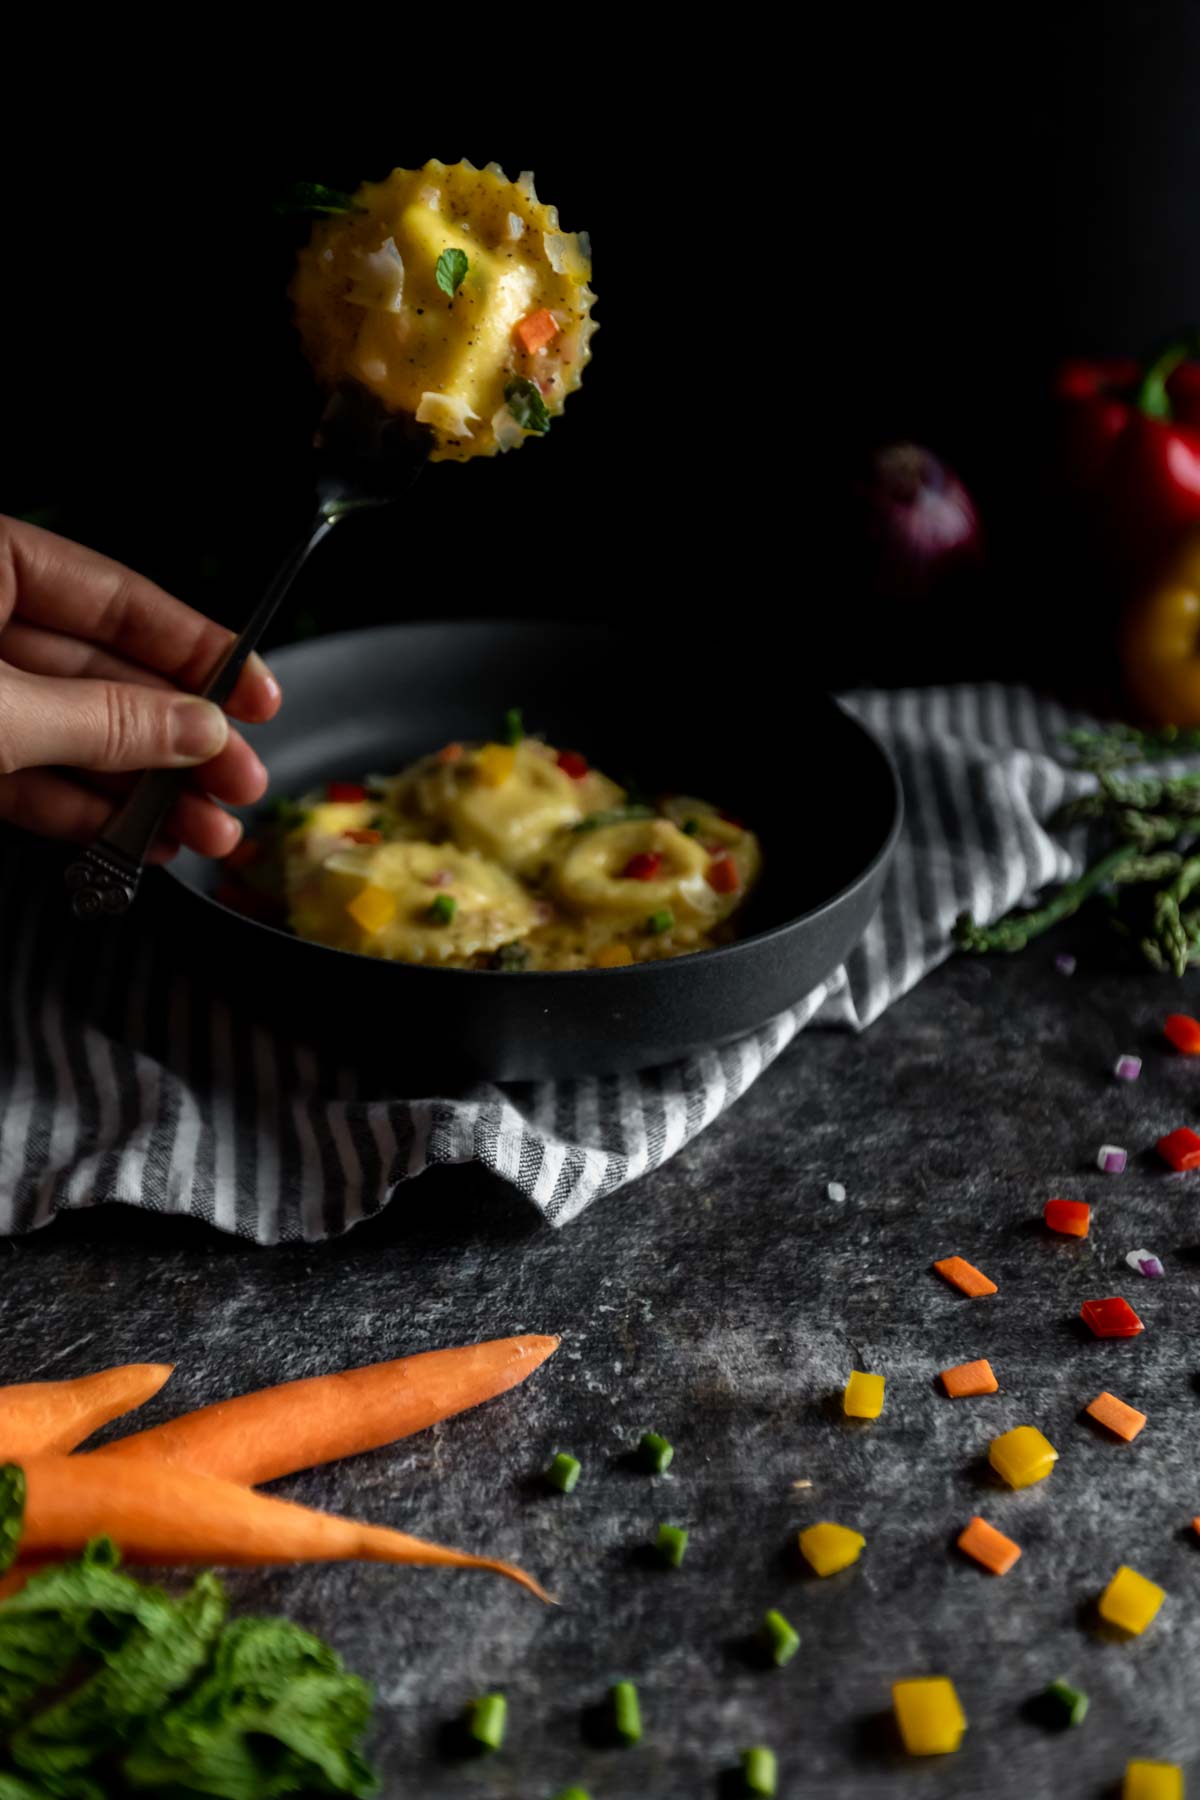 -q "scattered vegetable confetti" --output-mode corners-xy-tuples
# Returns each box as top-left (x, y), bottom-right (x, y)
(957, 1514), (1021, 1575)
(940, 1358), (998, 1398)
(655, 1524), (688, 1568)
(798, 1521), (865, 1577)
(826, 1181), (846, 1202)
(1097, 1144), (1128, 1173)
(1097, 1564), (1165, 1635)
(466, 1692), (507, 1751)
(760, 1609), (800, 1666)
(545, 1452), (581, 1493)
(891, 1677), (966, 1756)
(988, 1425), (1058, 1489)
(1126, 1248), (1165, 1278)
(842, 1371), (885, 1419)
(741, 1744), (779, 1795)
(1085, 1391), (1147, 1441)
(933, 1256), (997, 1298)
(1044, 1198), (1090, 1238)
(1157, 1125), (1200, 1170)
(1042, 1677), (1089, 1728)
(1114, 1053), (1143, 1081)
(610, 1680), (643, 1744)
(1080, 1296), (1144, 1338)
(346, 885), (396, 935)
(1123, 1762), (1183, 1800)
(1164, 1012), (1200, 1053)
(475, 744), (516, 787)
(637, 1431), (674, 1474)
